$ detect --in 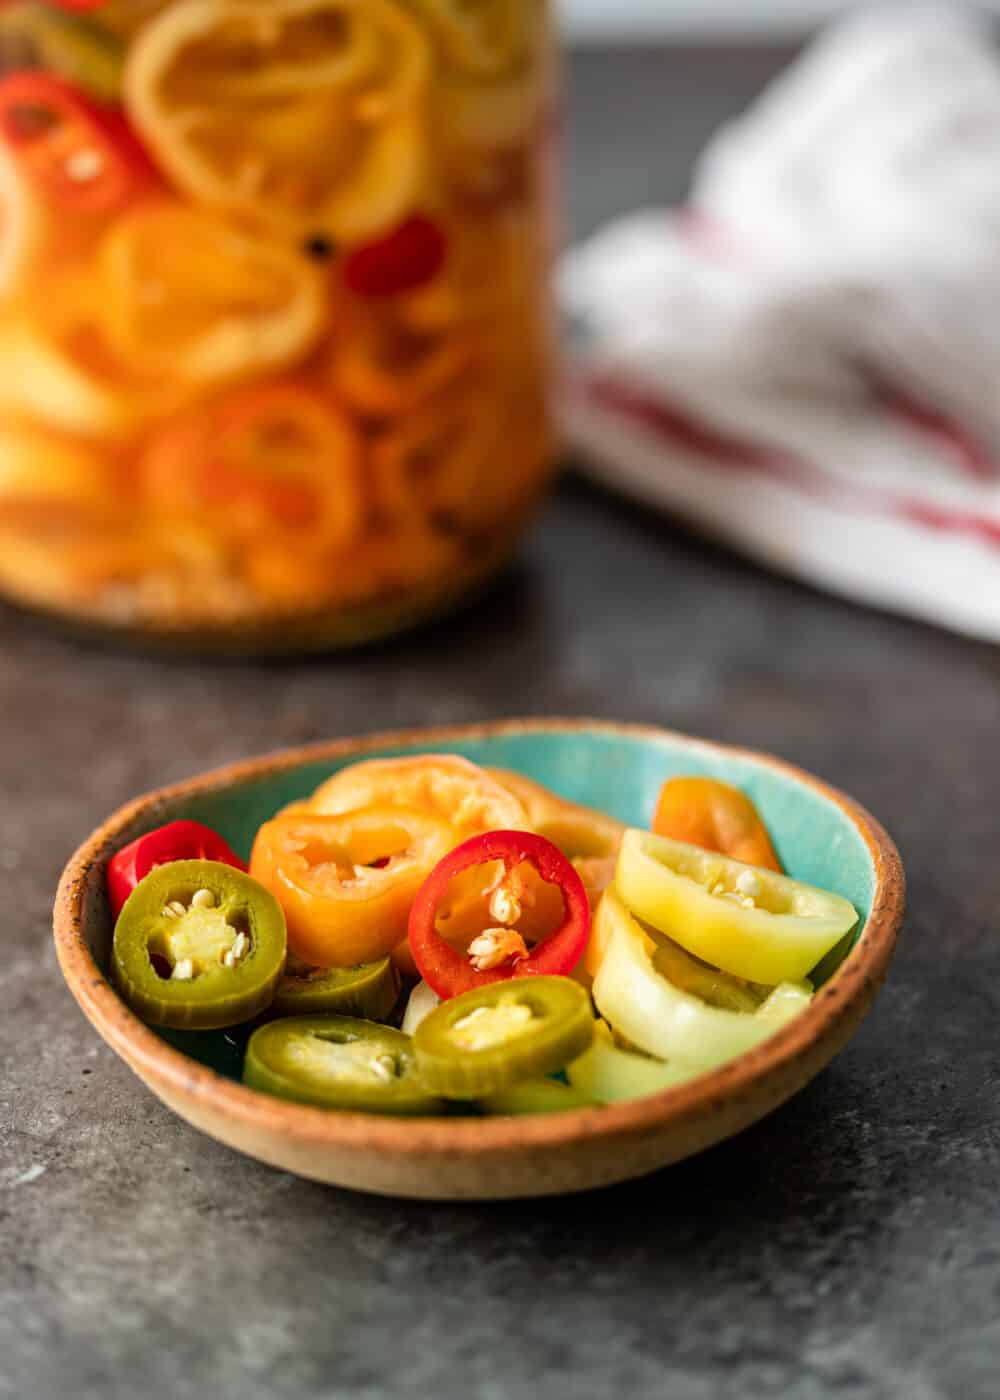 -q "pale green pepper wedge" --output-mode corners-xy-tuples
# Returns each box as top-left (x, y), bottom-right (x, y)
(566, 1022), (696, 1103)
(592, 888), (813, 1072)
